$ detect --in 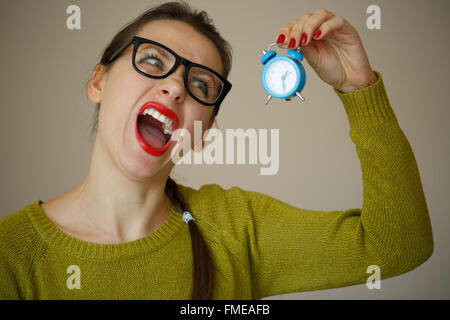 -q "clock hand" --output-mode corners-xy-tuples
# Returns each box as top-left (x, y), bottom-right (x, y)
(281, 70), (291, 80)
